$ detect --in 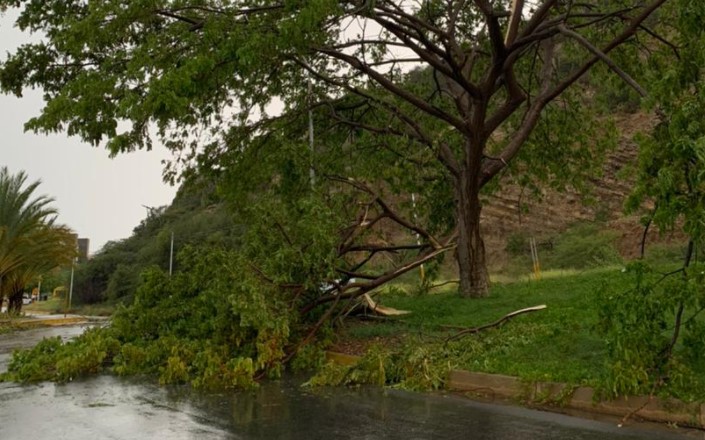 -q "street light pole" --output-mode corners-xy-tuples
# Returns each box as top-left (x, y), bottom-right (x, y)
(169, 231), (174, 276)
(65, 258), (76, 316)
(308, 78), (315, 186)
